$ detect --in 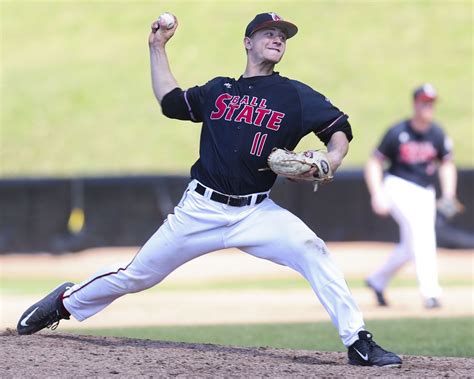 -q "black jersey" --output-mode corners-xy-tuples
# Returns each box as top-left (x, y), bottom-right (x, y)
(375, 119), (452, 188)
(161, 72), (352, 195)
